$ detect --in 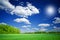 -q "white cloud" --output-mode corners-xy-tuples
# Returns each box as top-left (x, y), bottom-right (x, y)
(58, 8), (60, 13)
(21, 27), (47, 33)
(53, 26), (60, 32)
(21, 29), (35, 33)
(27, 3), (39, 14)
(0, 22), (7, 25)
(0, 0), (39, 18)
(11, 3), (39, 17)
(53, 26), (60, 29)
(32, 28), (39, 31)
(0, 0), (15, 11)
(21, 25), (39, 33)
(49, 26), (60, 32)
(38, 23), (50, 27)
(54, 27), (60, 31)
(14, 18), (31, 24)
(22, 25), (31, 28)
(11, 6), (32, 17)
(39, 28), (47, 31)
(53, 26), (57, 29)
(20, 28), (35, 33)
(53, 17), (60, 24)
